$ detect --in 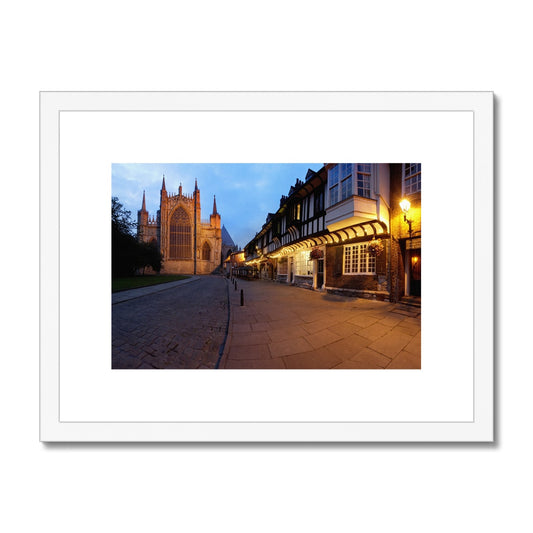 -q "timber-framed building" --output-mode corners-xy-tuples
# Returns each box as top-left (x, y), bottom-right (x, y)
(242, 163), (421, 302)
